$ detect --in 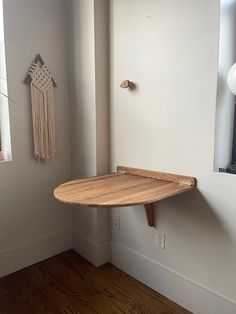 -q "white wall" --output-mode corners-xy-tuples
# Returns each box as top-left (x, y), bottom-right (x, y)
(0, 0), (11, 161)
(0, 0), (72, 276)
(215, 0), (236, 170)
(110, 1), (236, 313)
(68, 0), (110, 266)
